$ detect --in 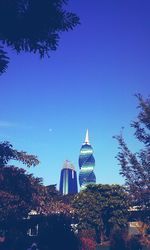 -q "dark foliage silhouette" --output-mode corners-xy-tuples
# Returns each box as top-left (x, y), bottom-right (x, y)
(37, 214), (80, 250)
(0, 141), (39, 167)
(0, 46), (9, 74)
(110, 229), (127, 250)
(127, 235), (142, 250)
(0, 0), (79, 74)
